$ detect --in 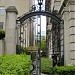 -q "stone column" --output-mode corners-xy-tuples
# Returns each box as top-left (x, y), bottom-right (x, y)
(69, 0), (75, 64)
(5, 6), (18, 54)
(63, 6), (70, 65)
(29, 0), (35, 46)
(29, 20), (34, 46)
